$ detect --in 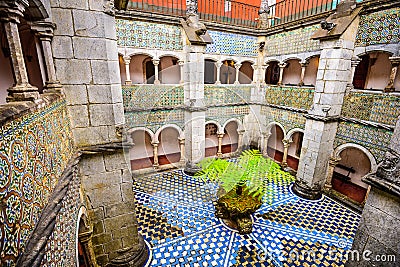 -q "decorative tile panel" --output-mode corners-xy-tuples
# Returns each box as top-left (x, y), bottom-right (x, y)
(204, 85), (252, 106)
(122, 85), (184, 110)
(341, 92), (400, 126)
(0, 100), (74, 266)
(41, 173), (81, 266)
(355, 8), (400, 47)
(334, 121), (393, 162)
(206, 31), (258, 57)
(262, 106), (307, 132)
(125, 110), (185, 133)
(264, 25), (320, 56)
(265, 85), (314, 110)
(116, 19), (183, 50)
(206, 106), (251, 126)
